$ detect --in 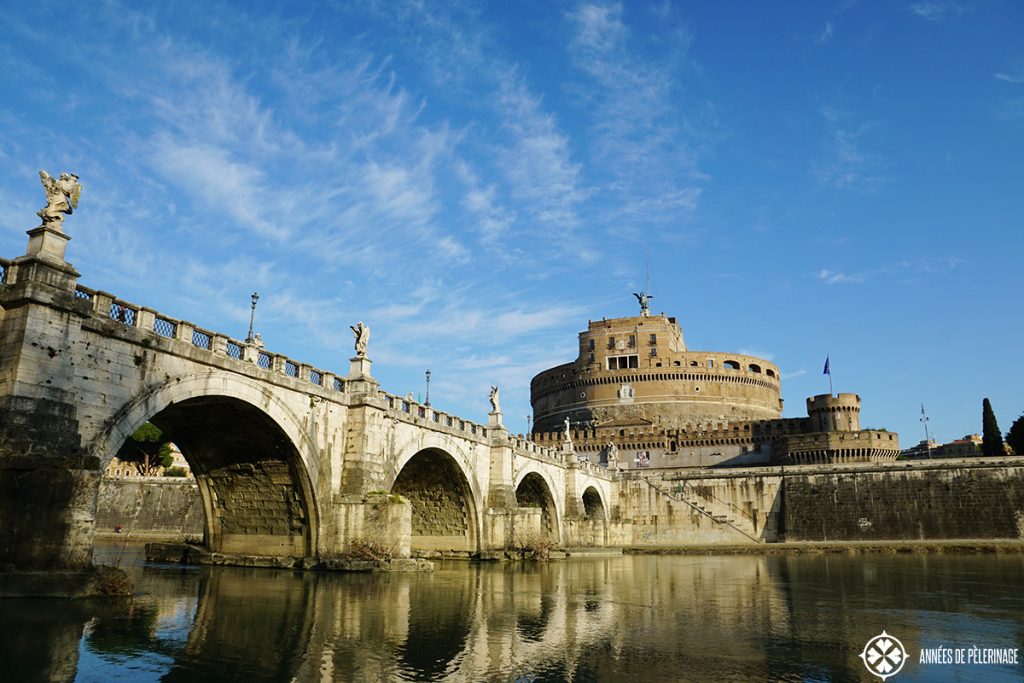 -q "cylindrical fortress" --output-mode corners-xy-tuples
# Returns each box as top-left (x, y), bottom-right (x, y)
(806, 393), (861, 432)
(530, 313), (782, 433)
